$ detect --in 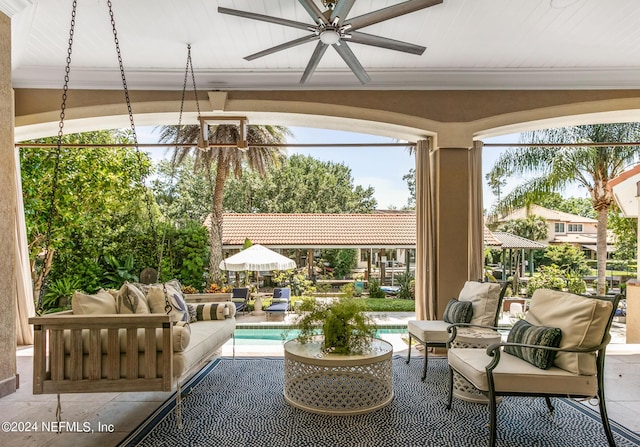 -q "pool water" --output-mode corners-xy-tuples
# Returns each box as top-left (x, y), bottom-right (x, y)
(232, 327), (407, 345)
